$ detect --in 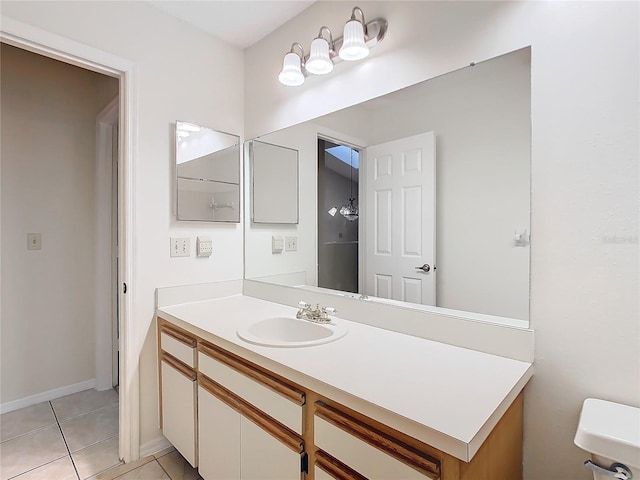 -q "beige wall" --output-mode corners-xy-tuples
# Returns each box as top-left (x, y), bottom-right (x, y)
(1, 0), (245, 447)
(1, 44), (118, 402)
(244, 2), (639, 480)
